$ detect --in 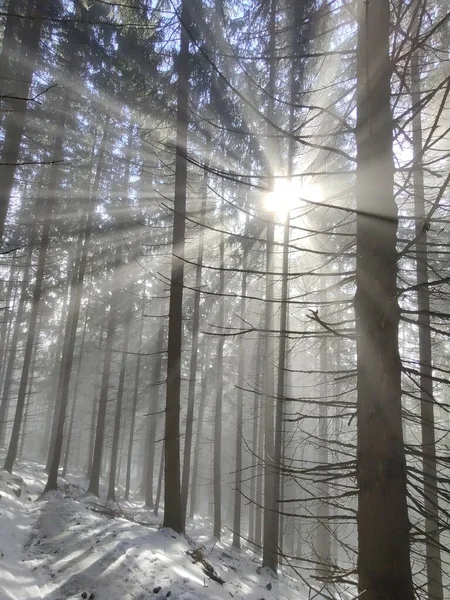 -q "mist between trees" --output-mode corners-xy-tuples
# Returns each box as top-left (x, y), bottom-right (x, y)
(0, 0), (449, 599)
